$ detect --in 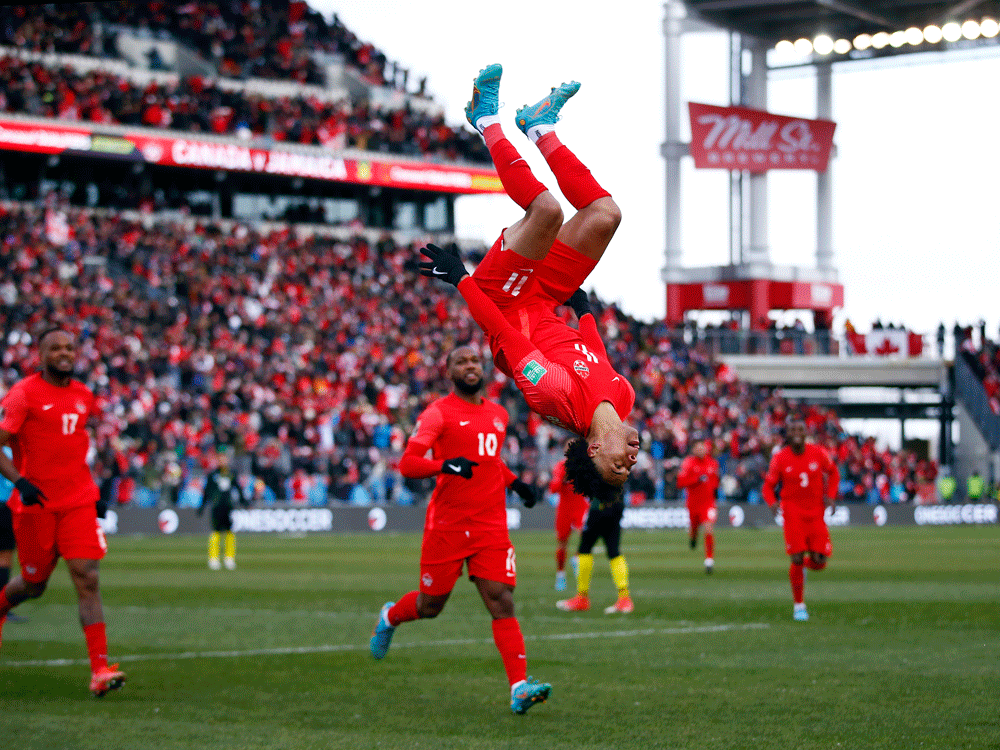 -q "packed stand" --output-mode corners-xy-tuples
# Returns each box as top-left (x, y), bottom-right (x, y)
(955, 321), (1000, 415)
(0, 201), (937, 509)
(0, 2), (417, 91)
(0, 55), (490, 164)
